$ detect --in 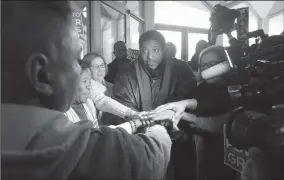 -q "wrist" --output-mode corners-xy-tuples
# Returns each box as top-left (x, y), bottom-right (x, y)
(124, 109), (137, 120)
(185, 99), (198, 110)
